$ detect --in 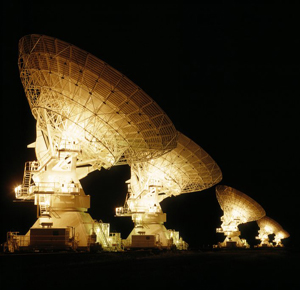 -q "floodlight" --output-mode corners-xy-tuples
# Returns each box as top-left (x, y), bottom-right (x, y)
(214, 185), (265, 248)
(256, 216), (290, 247)
(116, 132), (222, 250)
(5, 34), (178, 253)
